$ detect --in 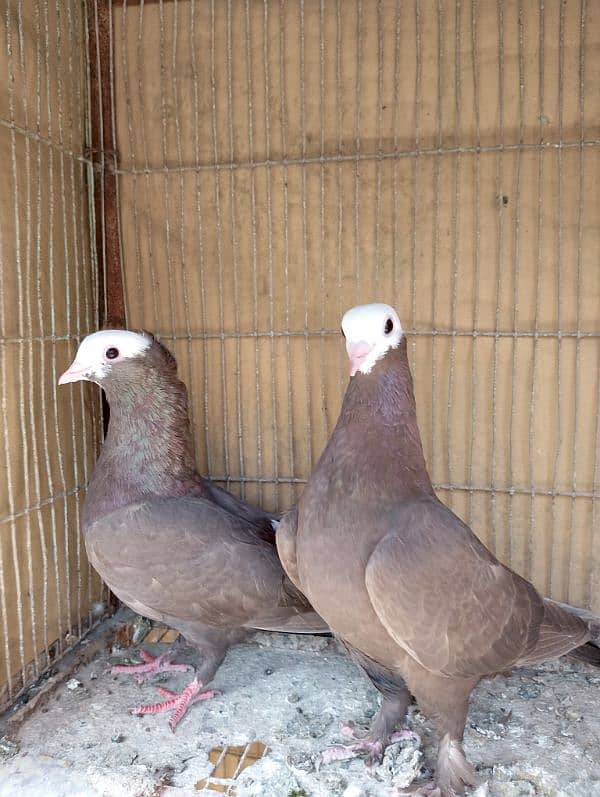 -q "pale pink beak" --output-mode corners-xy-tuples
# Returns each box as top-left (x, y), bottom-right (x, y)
(58, 361), (88, 385)
(346, 340), (374, 376)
